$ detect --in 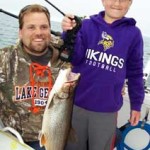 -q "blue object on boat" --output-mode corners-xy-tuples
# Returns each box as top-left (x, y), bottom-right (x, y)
(116, 121), (150, 150)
